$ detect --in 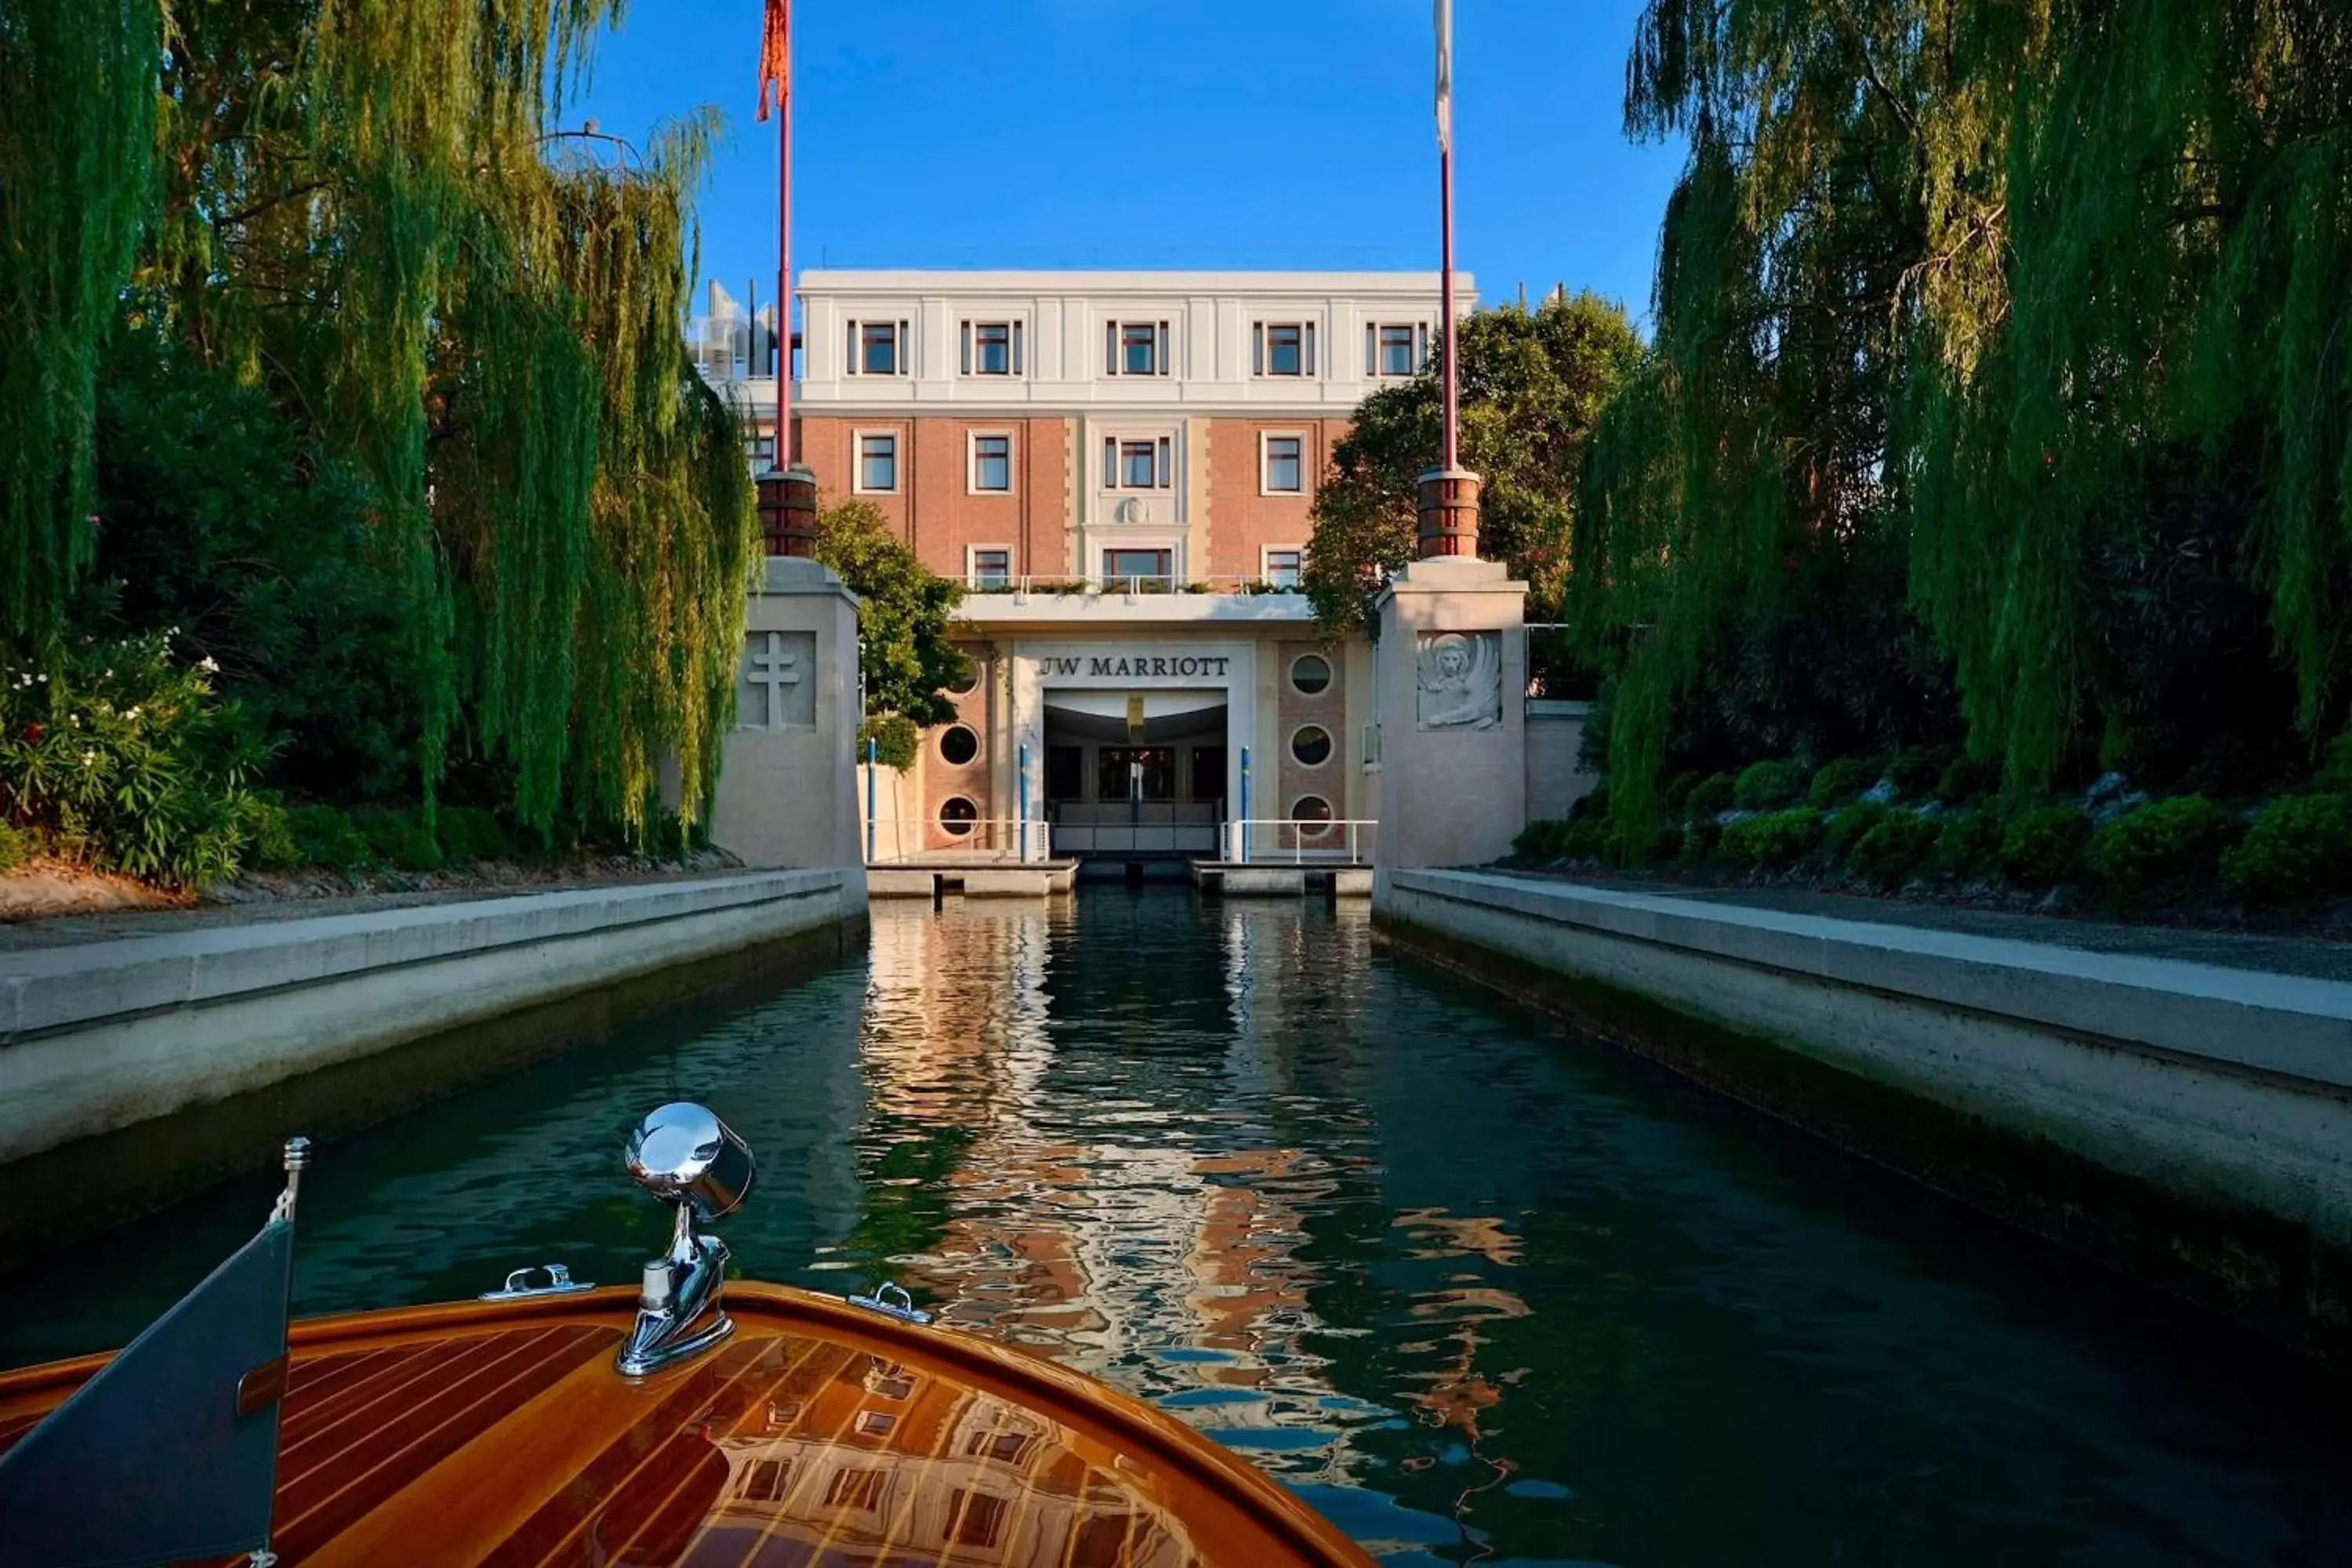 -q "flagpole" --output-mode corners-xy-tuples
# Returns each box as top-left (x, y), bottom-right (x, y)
(1437, 0), (1458, 475)
(775, 0), (793, 466)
